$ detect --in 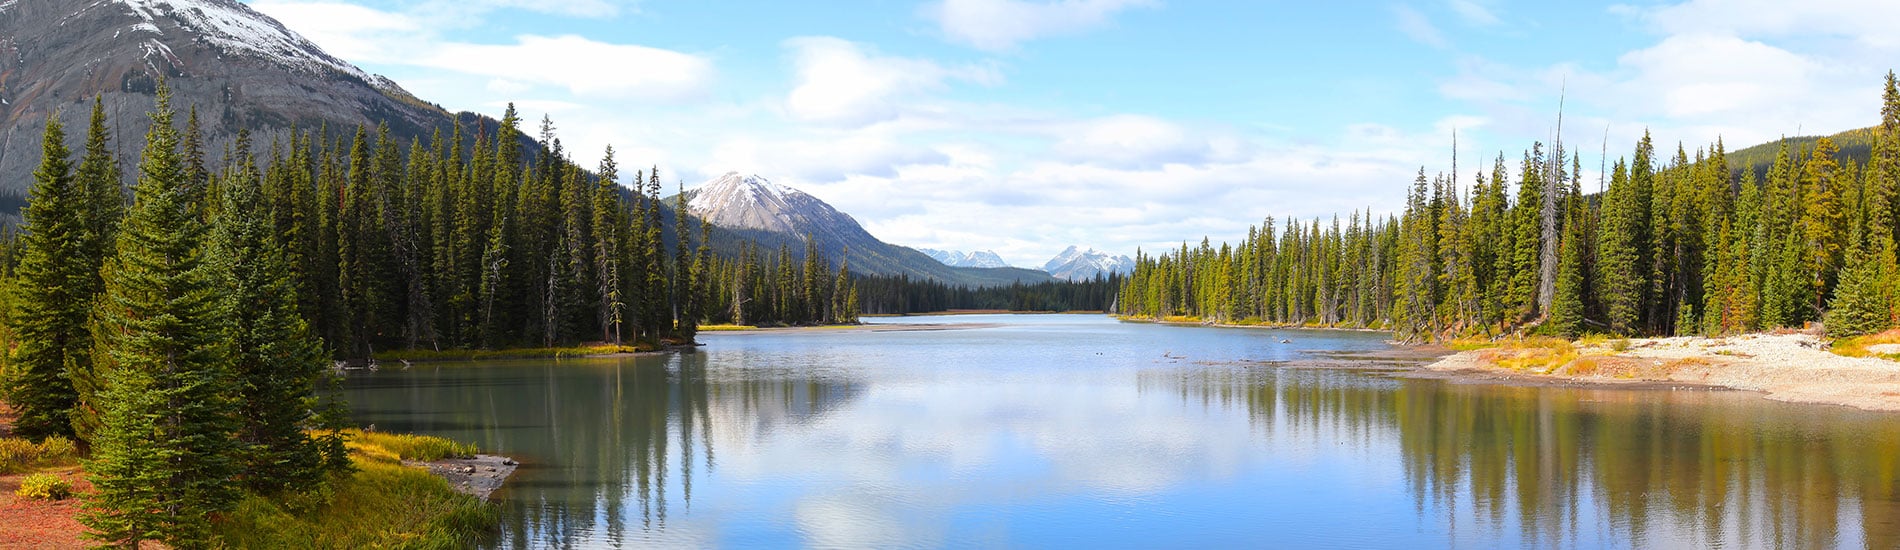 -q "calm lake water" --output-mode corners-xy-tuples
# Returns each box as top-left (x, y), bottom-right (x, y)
(342, 314), (1900, 549)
